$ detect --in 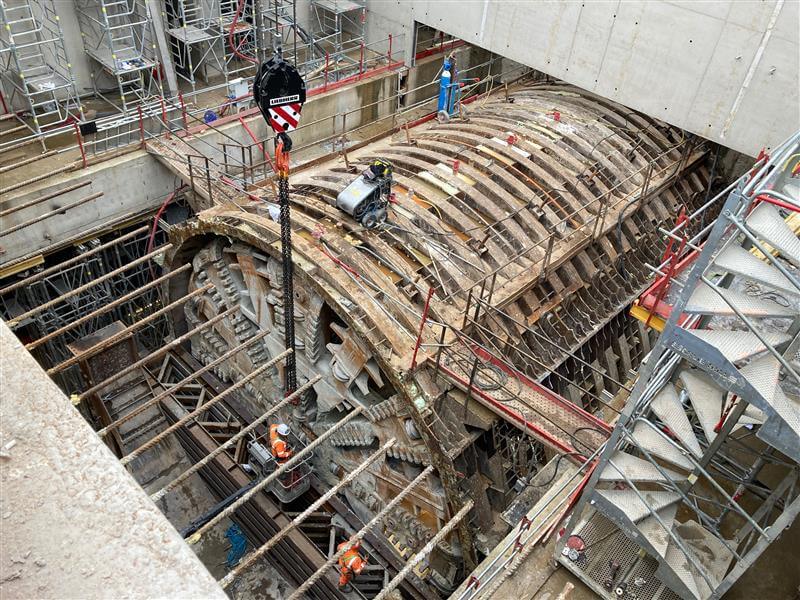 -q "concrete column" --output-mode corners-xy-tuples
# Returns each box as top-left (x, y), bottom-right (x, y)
(146, 0), (179, 96)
